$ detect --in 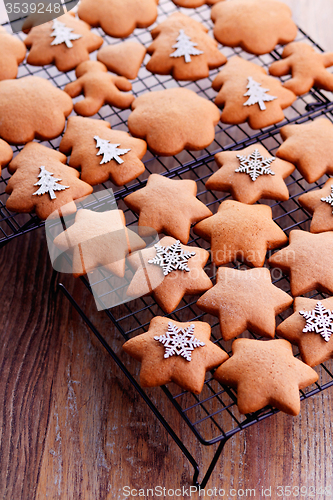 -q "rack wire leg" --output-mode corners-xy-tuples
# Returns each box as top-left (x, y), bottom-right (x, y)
(198, 438), (230, 488)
